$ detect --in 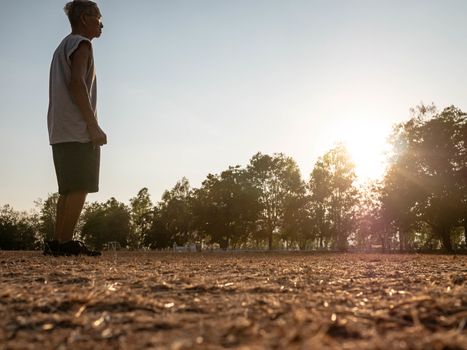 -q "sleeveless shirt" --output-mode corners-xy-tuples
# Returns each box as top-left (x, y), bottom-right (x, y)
(47, 34), (97, 144)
